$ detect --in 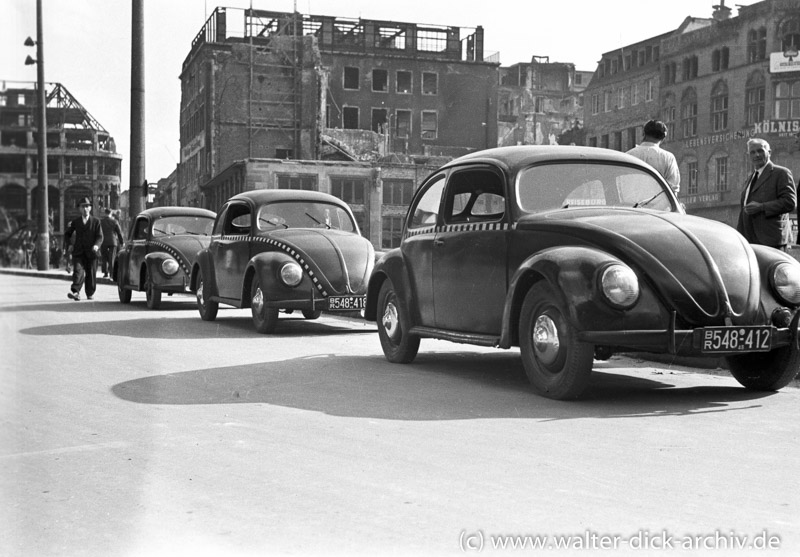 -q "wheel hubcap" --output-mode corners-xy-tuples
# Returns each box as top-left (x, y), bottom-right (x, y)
(382, 300), (400, 340)
(533, 314), (560, 365)
(252, 287), (264, 315)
